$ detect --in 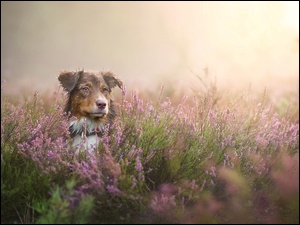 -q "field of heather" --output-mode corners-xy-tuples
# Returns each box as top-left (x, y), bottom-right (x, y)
(1, 2), (299, 223)
(1, 76), (298, 224)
